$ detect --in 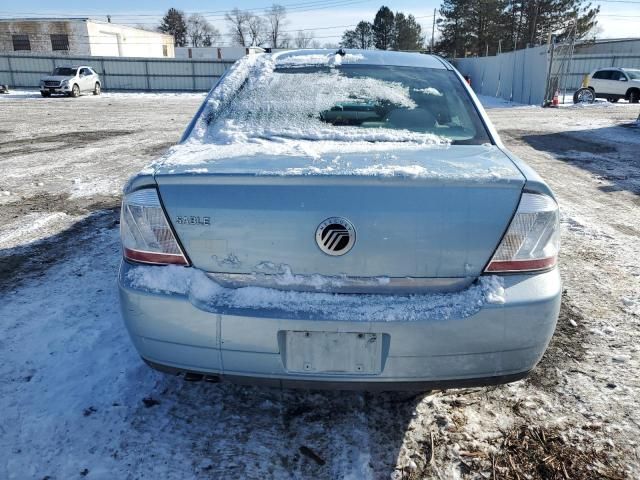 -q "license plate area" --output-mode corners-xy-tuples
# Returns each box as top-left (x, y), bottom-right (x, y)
(284, 331), (382, 375)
